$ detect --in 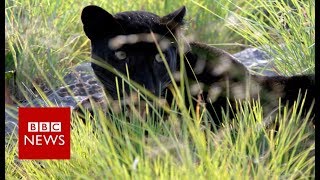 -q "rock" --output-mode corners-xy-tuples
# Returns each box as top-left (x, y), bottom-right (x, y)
(5, 108), (18, 137)
(5, 62), (107, 138)
(233, 47), (279, 76)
